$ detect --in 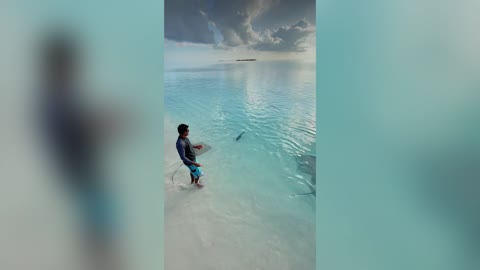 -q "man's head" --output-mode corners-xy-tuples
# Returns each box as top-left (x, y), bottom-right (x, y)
(42, 32), (79, 90)
(177, 124), (189, 137)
